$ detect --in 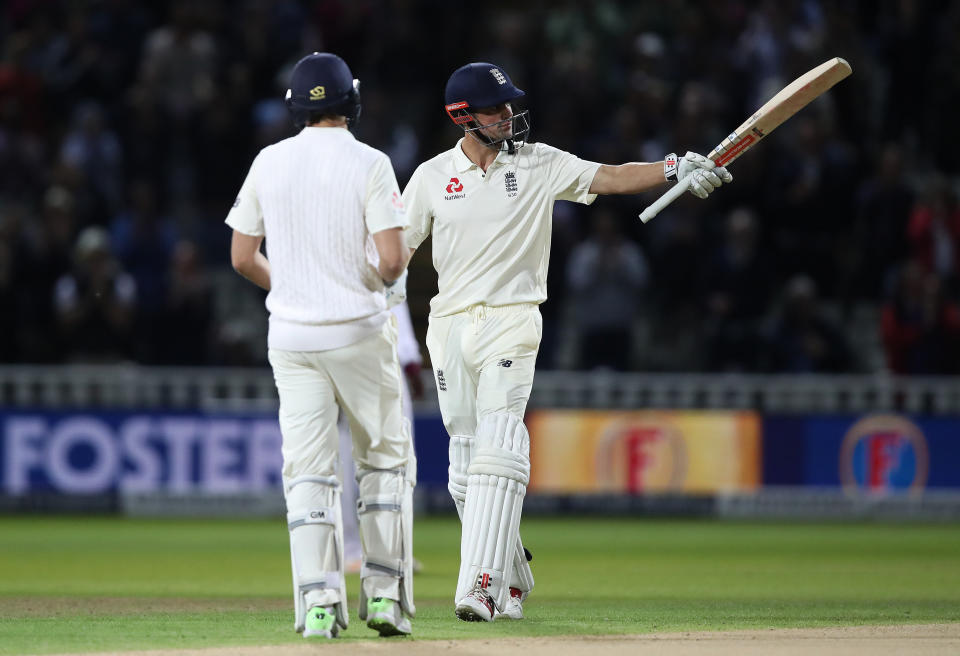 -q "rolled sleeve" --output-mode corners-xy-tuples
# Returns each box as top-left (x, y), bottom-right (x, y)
(540, 143), (603, 205)
(225, 154), (265, 236)
(365, 153), (408, 234)
(401, 164), (433, 249)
